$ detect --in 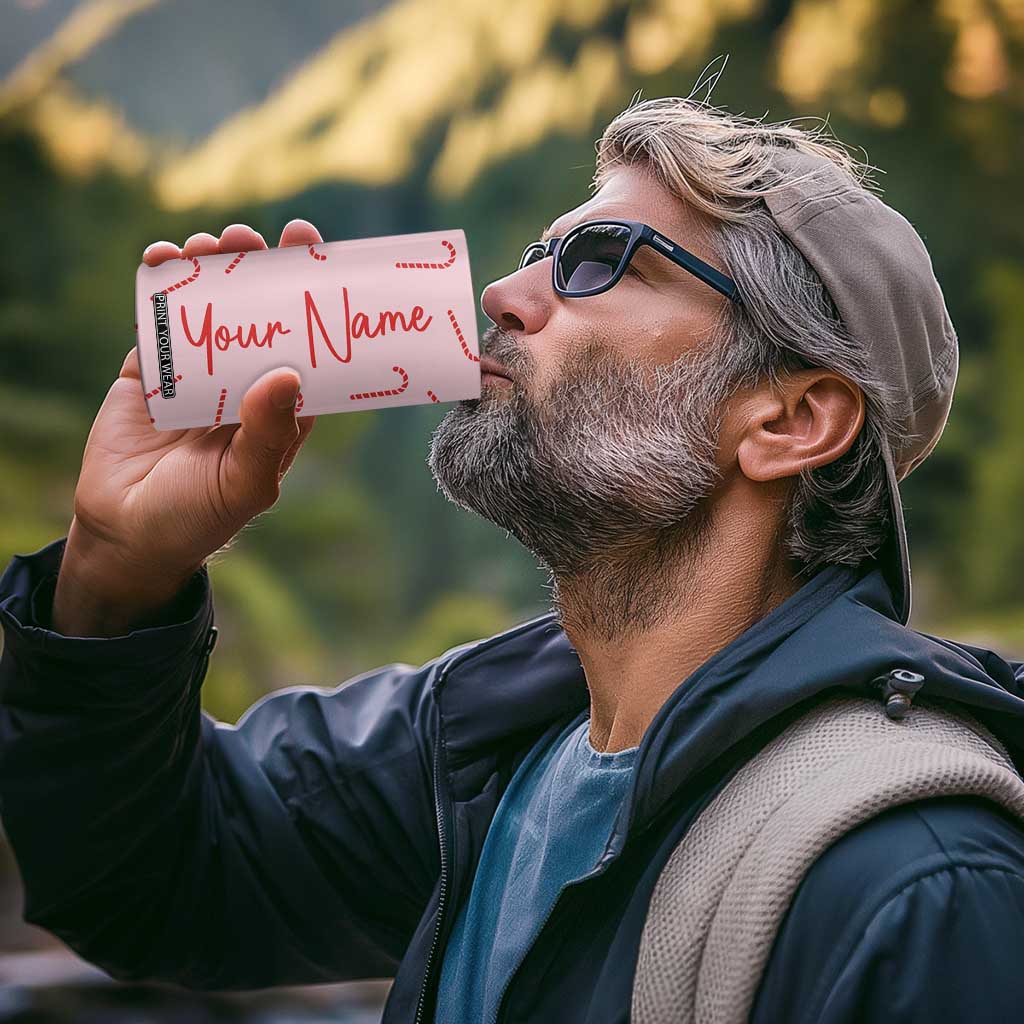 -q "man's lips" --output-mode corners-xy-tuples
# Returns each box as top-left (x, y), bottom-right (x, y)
(479, 356), (514, 382)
